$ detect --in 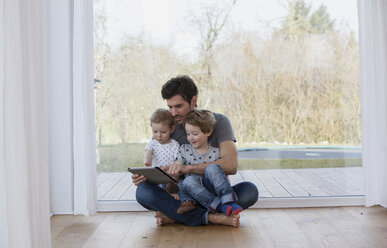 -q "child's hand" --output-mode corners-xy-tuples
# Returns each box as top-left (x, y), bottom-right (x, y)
(163, 163), (188, 177)
(170, 193), (180, 201)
